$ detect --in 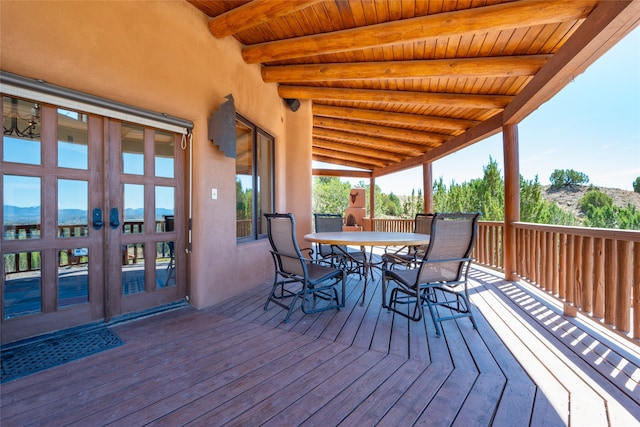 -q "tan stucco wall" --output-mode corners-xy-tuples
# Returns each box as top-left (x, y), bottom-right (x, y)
(1, 1), (313, 308)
